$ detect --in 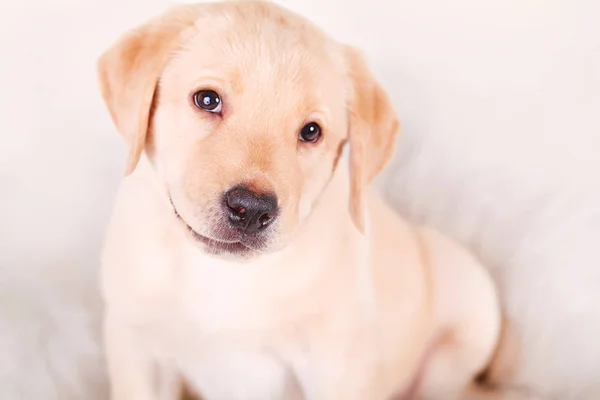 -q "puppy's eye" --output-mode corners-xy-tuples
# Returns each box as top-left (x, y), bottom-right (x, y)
(299, 122), (322, 143)
(193, 89), (222, 113)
